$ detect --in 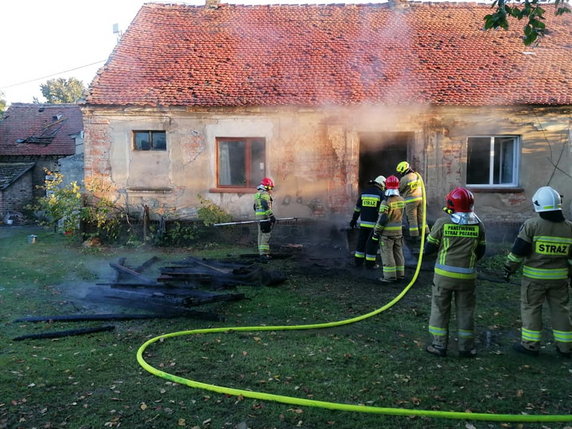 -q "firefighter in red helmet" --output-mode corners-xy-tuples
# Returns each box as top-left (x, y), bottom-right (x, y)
(504, 186), (572, 358)
(424, 187), (486, 358)
(372, 175), (405, 283)
(253, 177), (276, 262)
